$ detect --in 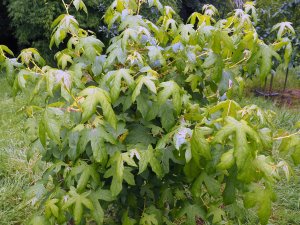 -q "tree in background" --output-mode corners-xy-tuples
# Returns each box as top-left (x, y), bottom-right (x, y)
(3, 0), (298, 91)
(255, 0), (299, 91)
(2, 0), (241, 60)
(0, 0), (18, 52)
(256, 0), (299, 62)
(3, 0), (105, 63)
(1, 0), (178, 62)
